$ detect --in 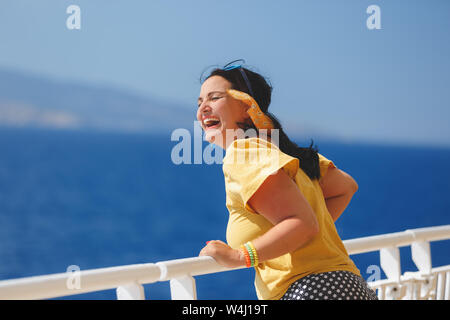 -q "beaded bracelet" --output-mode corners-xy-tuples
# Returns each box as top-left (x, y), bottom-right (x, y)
(240, 245), (252, 267)
(244, 243), (255, 266)
(247, 242), (259, 267)
(240, 241), (259, 268)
